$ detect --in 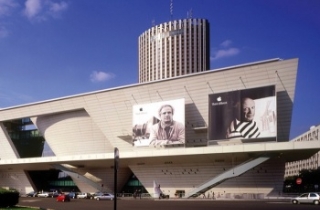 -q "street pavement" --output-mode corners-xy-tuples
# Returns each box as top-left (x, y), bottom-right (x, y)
(15, 197), (317, 210)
